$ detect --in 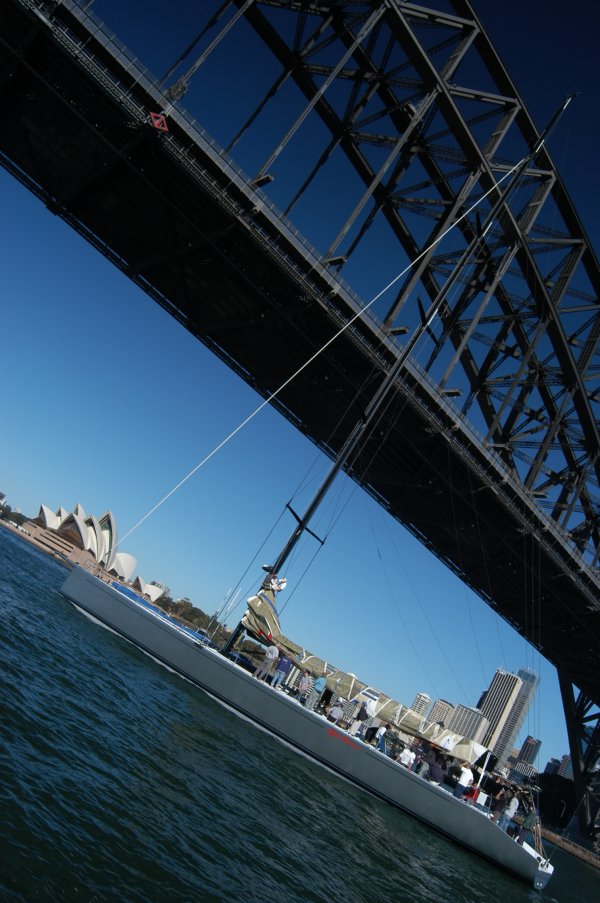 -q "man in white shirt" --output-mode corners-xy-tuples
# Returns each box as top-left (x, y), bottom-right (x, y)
(399, 746), (416, 769)
(375, 724), (388, 753)
(453, 762), (474, 799)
